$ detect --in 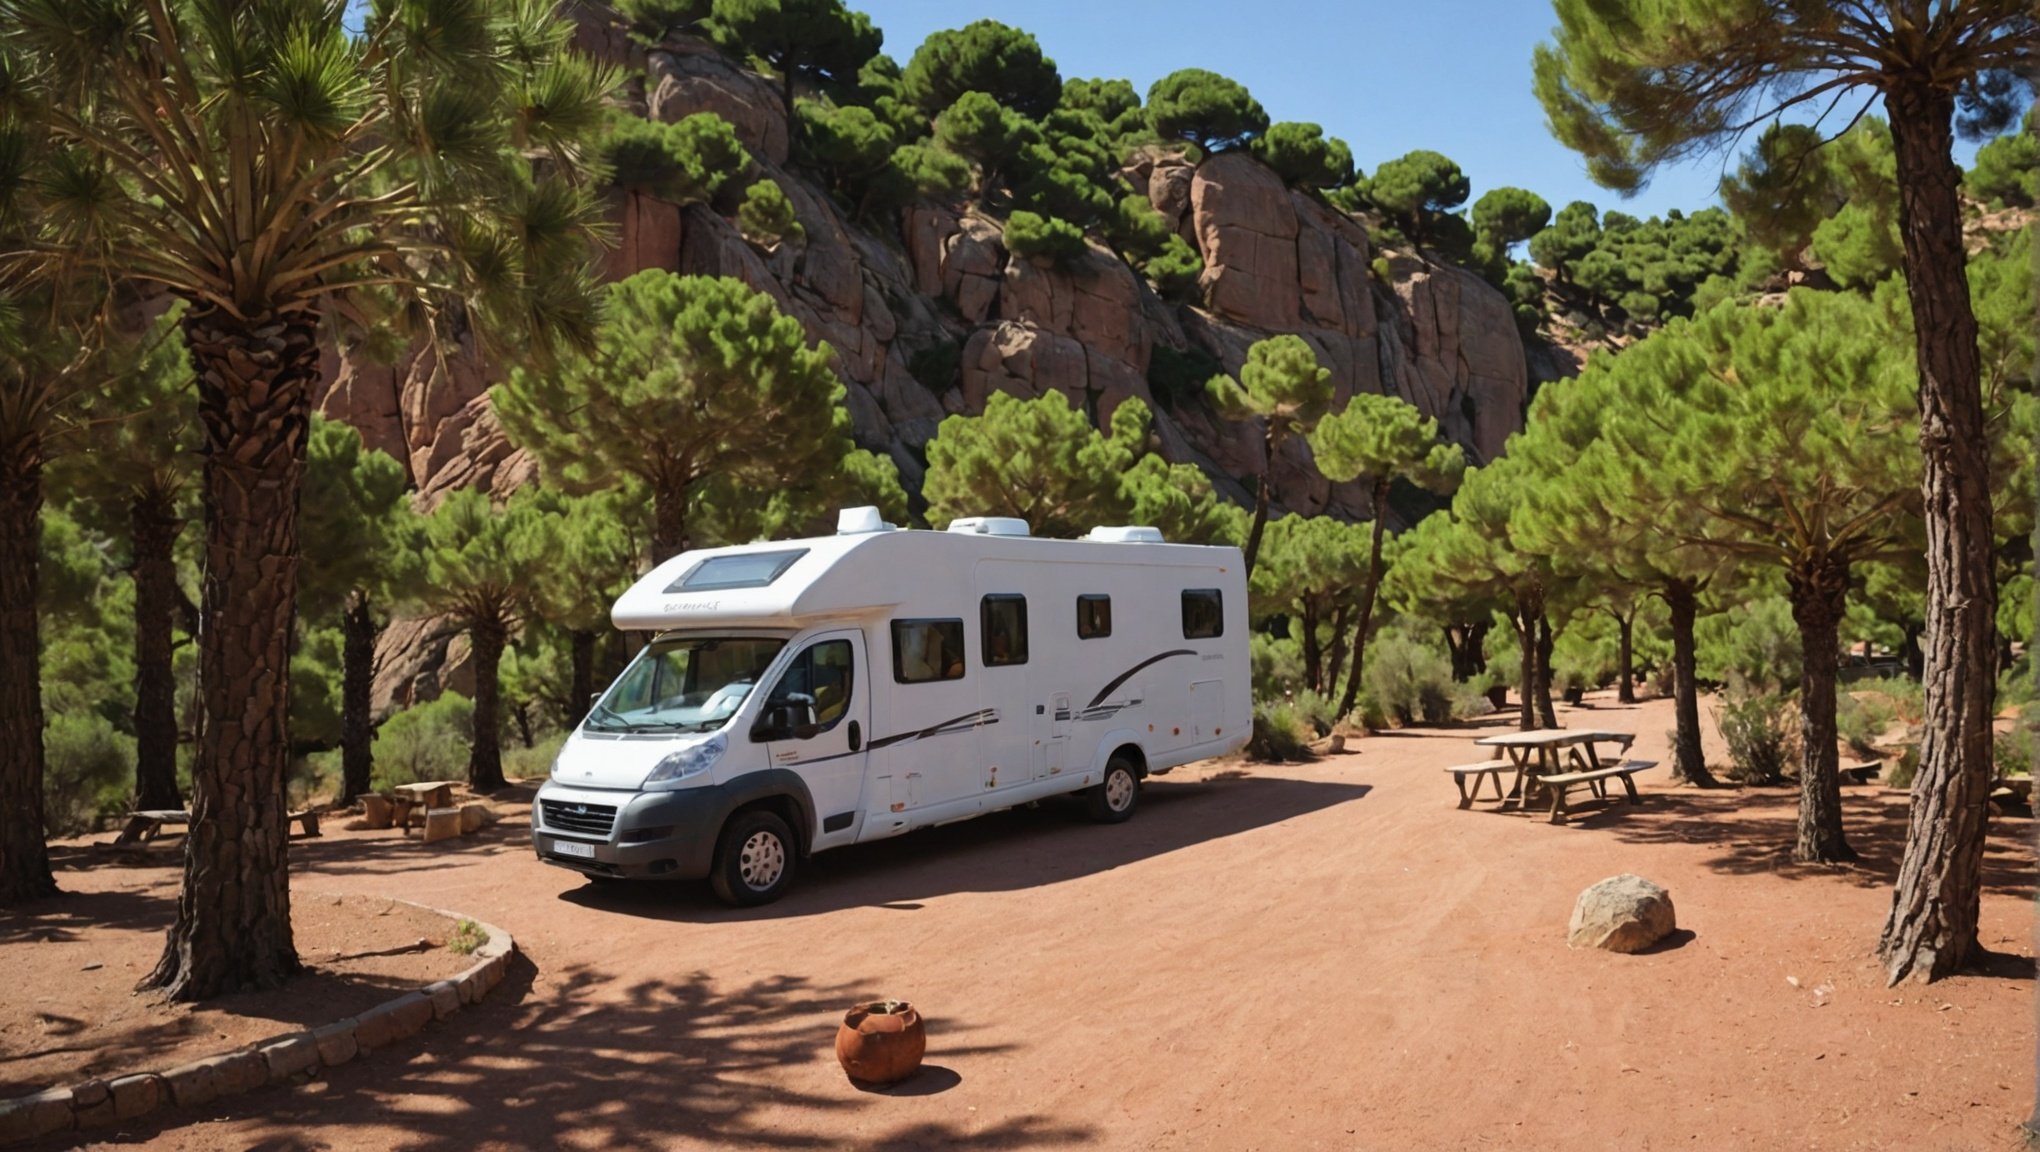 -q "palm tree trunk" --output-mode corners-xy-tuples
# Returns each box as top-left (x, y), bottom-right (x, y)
(1664, 580), (1715, 786)
(130, 488), (183, 812)
(0, 438), (56, 906)
(571, 628), (597, 725)
(1335, 478), (1392, 718)
(1615, 606), (1637, 705)
(468, 617), (508, 792)
(143, 307), (316, 1001)
(1879, 82), (1997, 985)
(339, 590), (376, 804)
(1533, 612), (1558, 729)
(1789, 556), (1855, 864)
